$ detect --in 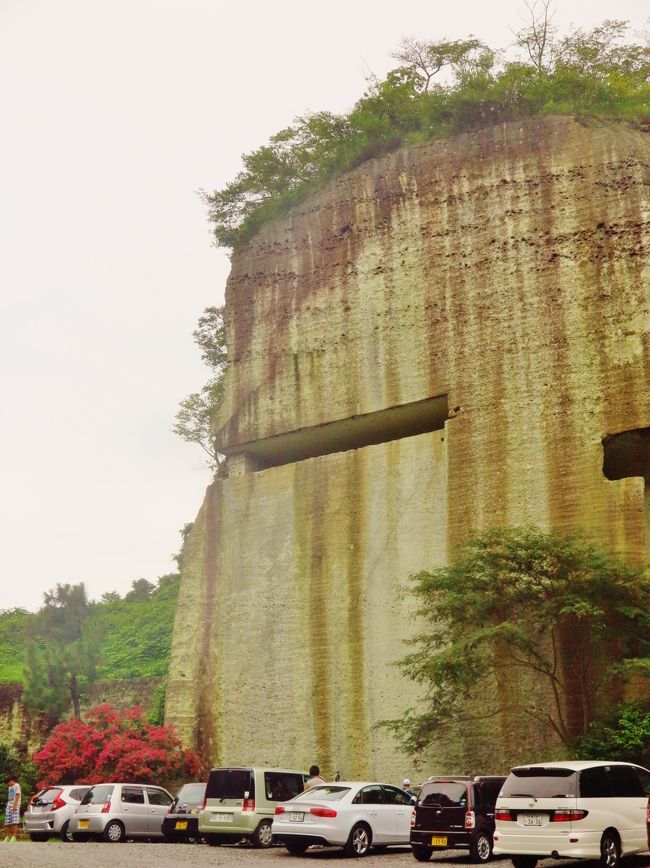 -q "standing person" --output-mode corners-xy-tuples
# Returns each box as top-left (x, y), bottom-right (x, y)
(3, 775), (21, 842)
(402, 778), (416, 798)
(305, 765), (326, 789)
